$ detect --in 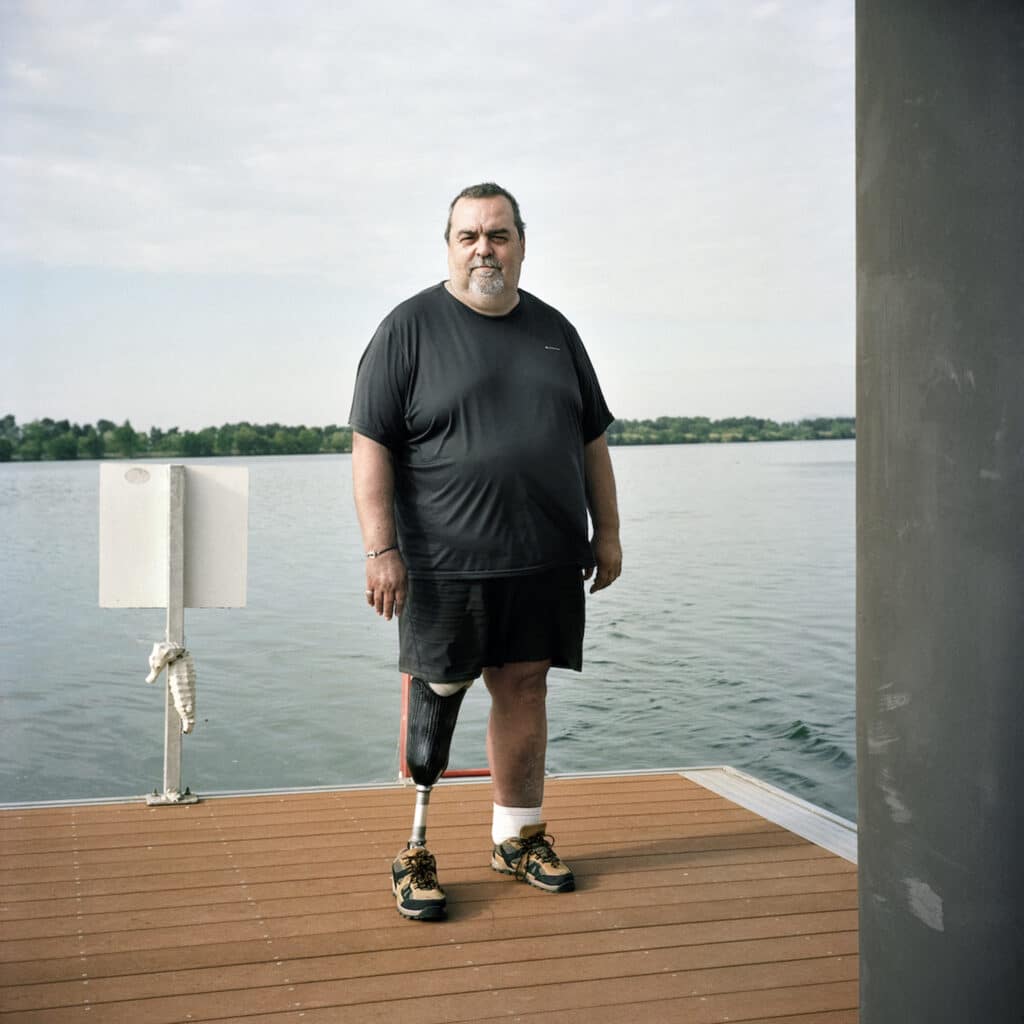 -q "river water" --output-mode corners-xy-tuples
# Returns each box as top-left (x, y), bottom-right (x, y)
(0, 441), (856, 819)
